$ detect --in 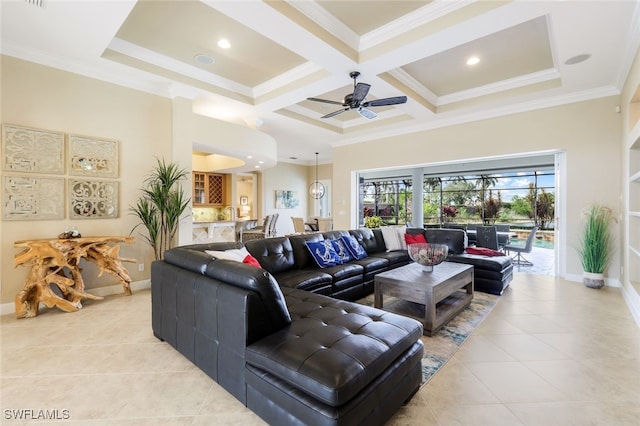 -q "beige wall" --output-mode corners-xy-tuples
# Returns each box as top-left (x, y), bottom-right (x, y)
(0, 54), (628, 306)
(332, 96), (622, 282)
(260, 162), (310, 236)
(0, 56), (173, 306)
